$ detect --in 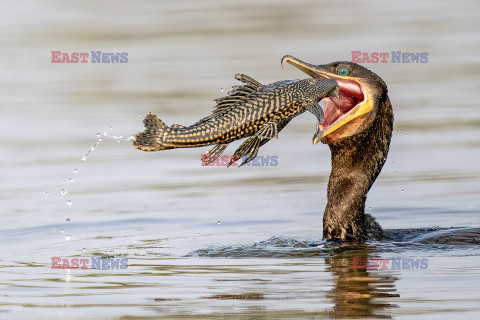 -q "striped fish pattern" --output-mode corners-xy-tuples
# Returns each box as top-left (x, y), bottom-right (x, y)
(133, 73), (338, 166)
